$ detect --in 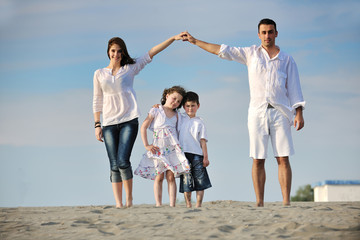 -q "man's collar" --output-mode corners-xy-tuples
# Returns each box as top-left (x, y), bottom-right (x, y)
(257, 45), (285, 60)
